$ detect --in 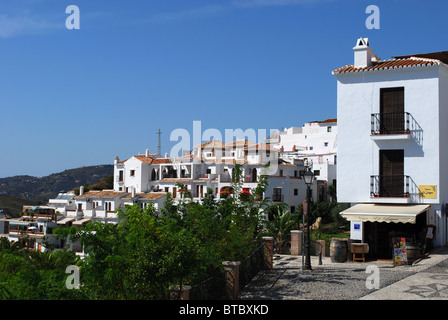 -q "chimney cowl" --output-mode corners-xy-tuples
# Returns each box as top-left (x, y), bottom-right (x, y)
(353, 37), (372, 68)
